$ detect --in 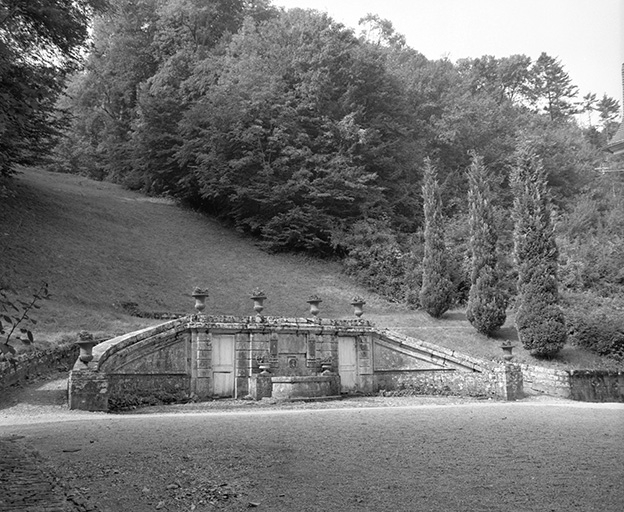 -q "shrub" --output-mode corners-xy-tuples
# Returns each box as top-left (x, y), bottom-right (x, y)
(443, 214), (472, 306)
(467, 268), (508, 336)
(516, 296), (567, 357)
(564, 296), (624, 361)
(1, 282), (51, 360)
(336, 219), (422, 304)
